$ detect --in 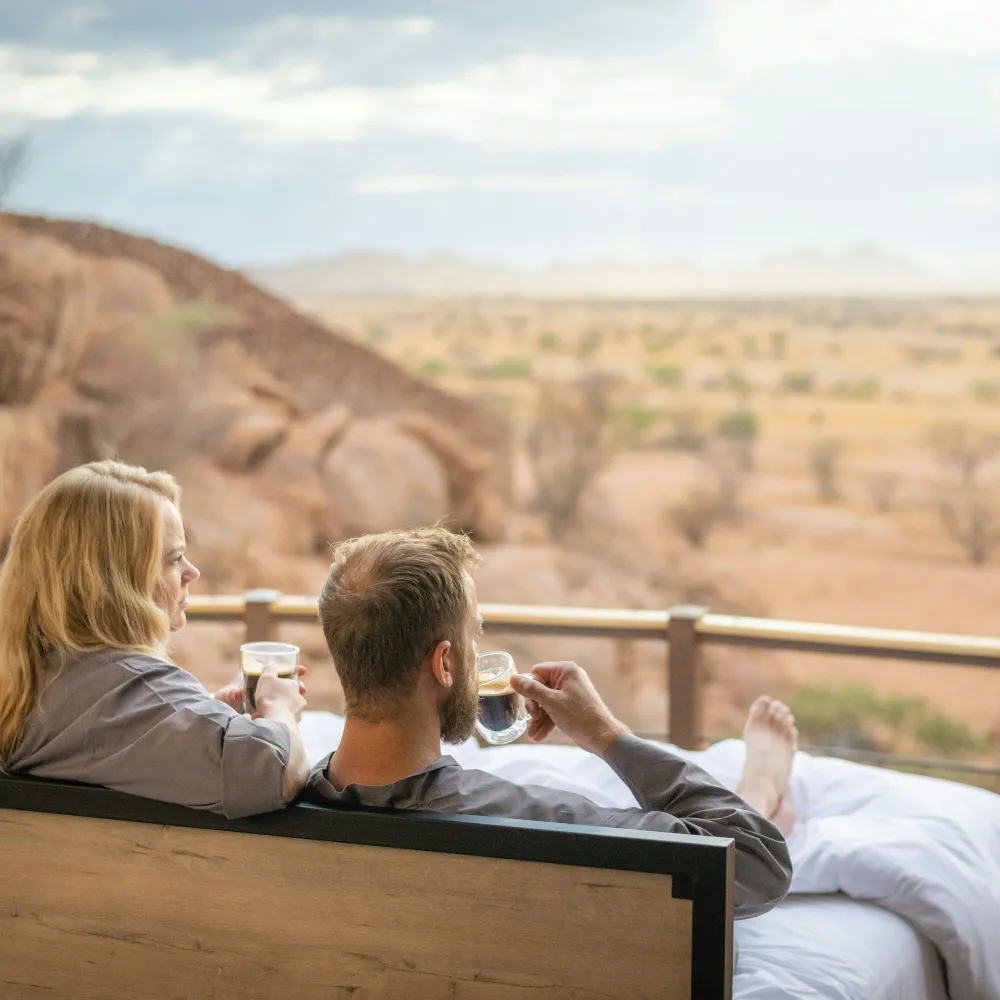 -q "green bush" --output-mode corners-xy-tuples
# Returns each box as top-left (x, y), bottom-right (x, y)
(418, 357), (448, 377)
(716, 409), (758, 442)
(366, 323), (391, 344)
(537, 331), (561, 352)
(789, 683), (918, 740)
(646, 364), (685, 387)
(145, 298), (238, 365)
(970, 380), (1000, 403)
(473, 357), (534, 380)
(782, 370), (815, 393)
(771, 330), (788, 359)
(645, 328), (685, 352)
(789, 682), (987, 758)
(612, 404), (659, 447)
(831, 376), (881, 400)
(724, 368), (752, 397)
(916, 713), (989, 756)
